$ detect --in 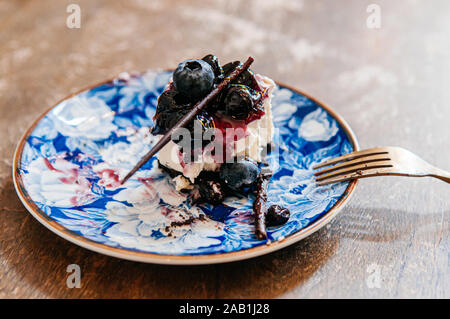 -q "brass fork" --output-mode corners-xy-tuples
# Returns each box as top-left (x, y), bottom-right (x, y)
(313, 146), (450, 186)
